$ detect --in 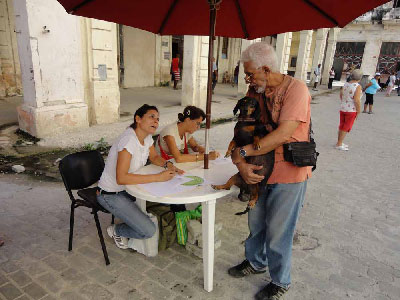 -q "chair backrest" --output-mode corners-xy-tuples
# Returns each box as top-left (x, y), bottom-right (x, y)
(59, 150), (105, 191)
